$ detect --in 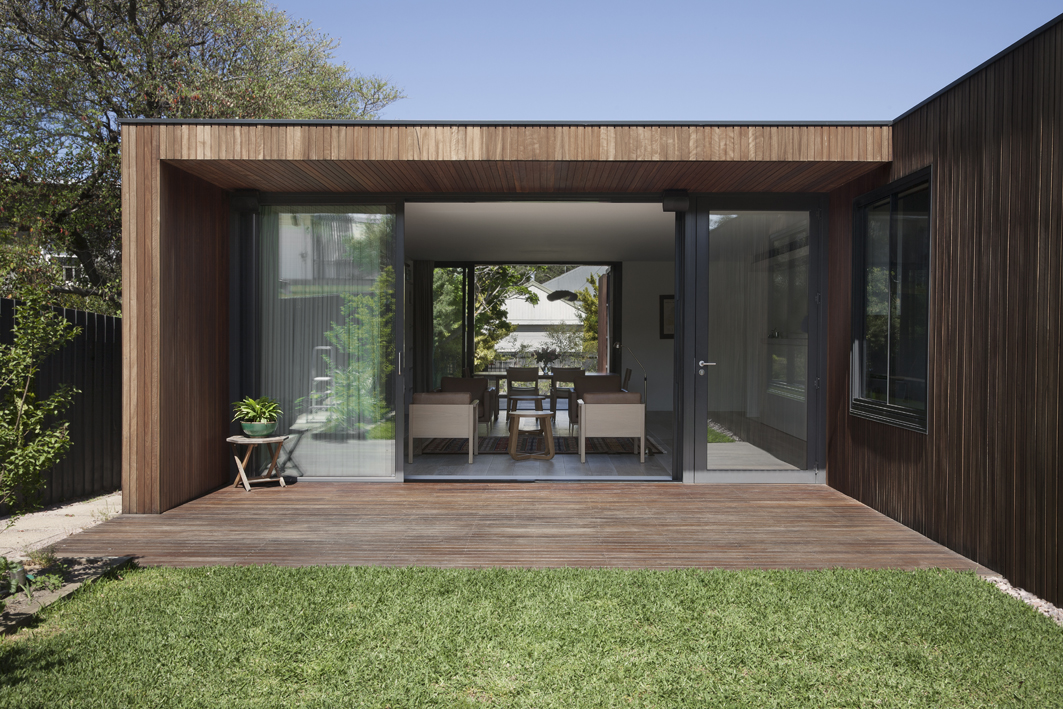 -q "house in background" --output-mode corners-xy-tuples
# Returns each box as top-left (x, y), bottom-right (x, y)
(496, 266), (609, 358)
(498, 278), (582, 352)
(119, 14), (1063, 607)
